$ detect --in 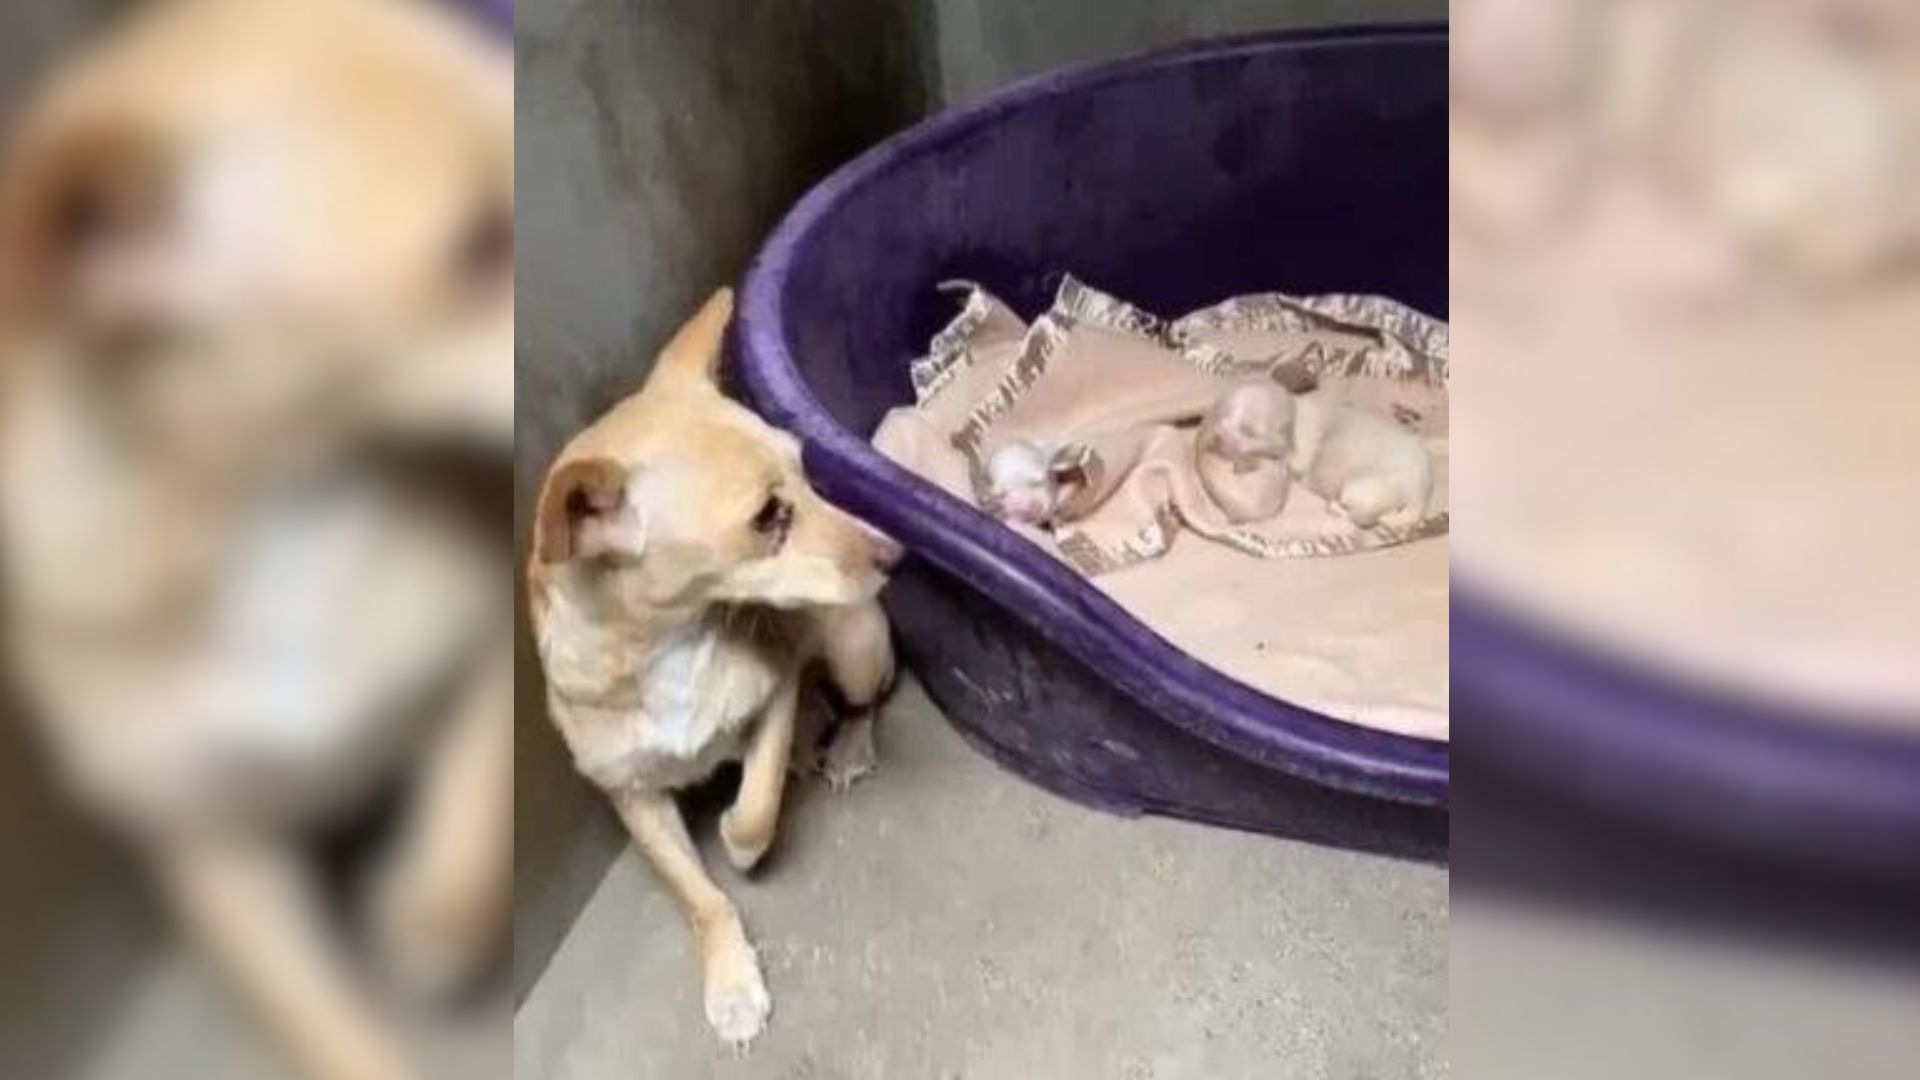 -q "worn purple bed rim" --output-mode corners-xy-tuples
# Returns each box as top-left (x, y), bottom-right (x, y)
(735, 27), (1449, 812)
(471, 0), (512, 35)
(1457, 589), (1920, 874)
